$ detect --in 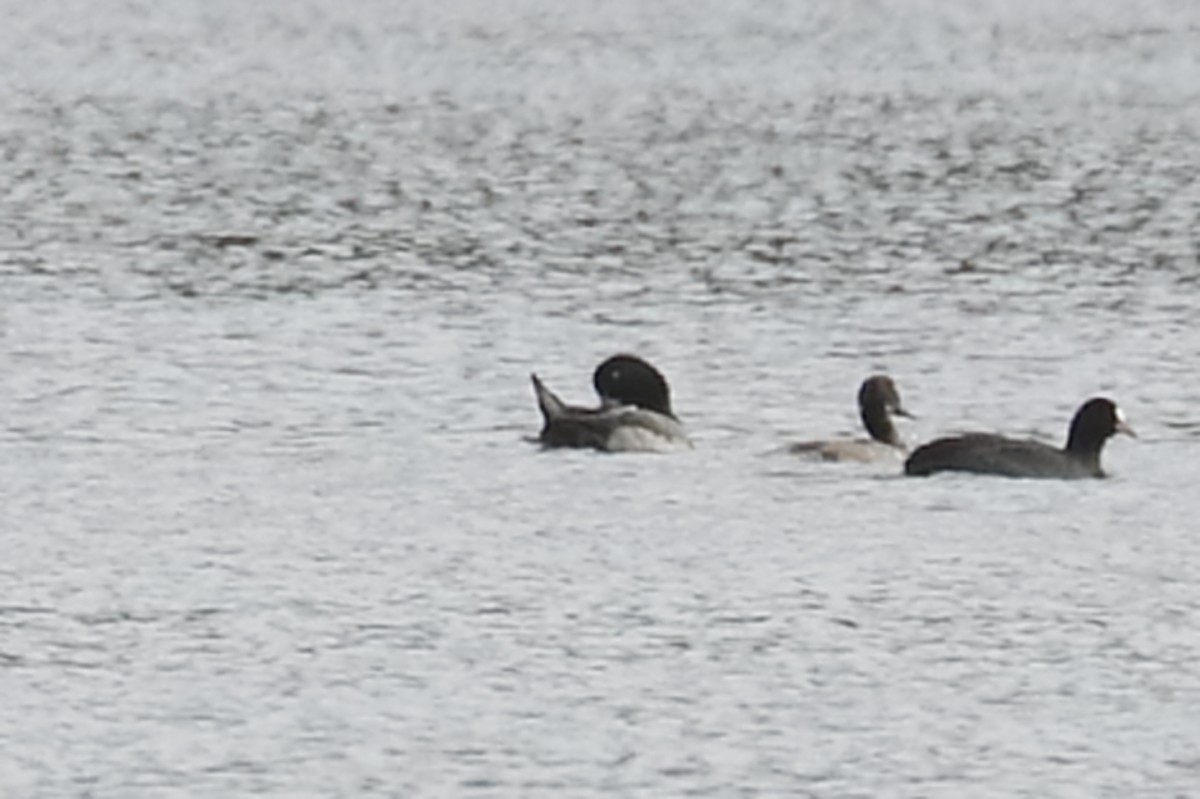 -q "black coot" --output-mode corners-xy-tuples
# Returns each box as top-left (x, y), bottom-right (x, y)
(904, 397), (1134, 479)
